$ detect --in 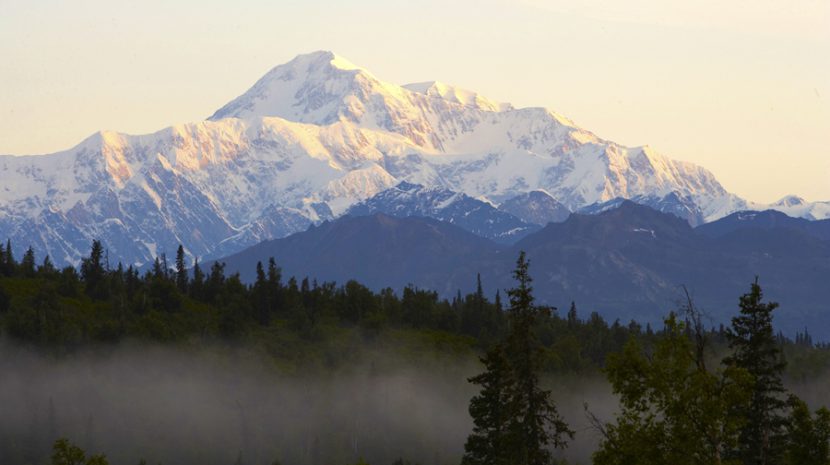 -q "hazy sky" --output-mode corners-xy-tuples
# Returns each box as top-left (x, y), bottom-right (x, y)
(1, 0), (827, 203)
